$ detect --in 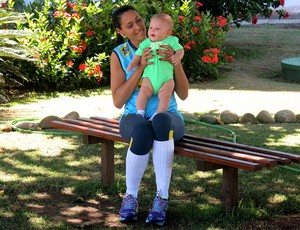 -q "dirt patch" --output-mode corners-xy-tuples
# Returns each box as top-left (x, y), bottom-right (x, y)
(20, 191), (300, 229)
(244, 215), (300, 230)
